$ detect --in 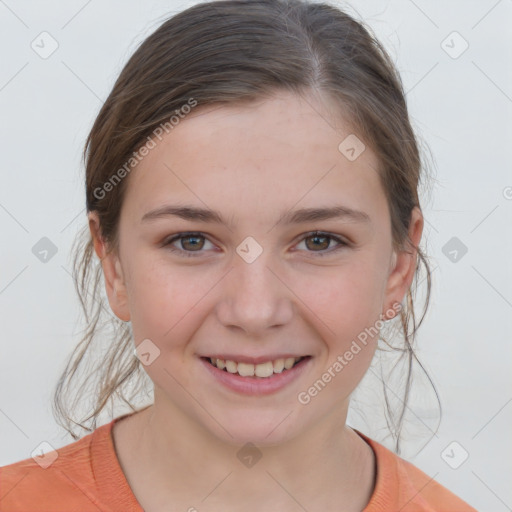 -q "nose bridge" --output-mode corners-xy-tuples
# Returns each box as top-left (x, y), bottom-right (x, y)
(216, 246), (292, 333)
